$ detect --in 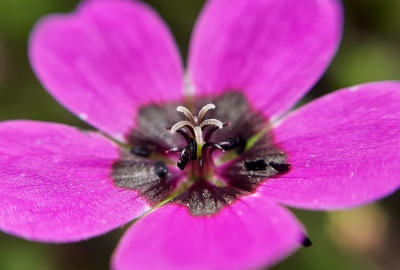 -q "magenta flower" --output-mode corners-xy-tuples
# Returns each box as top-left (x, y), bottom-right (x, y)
(1, 0), (400, 269)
